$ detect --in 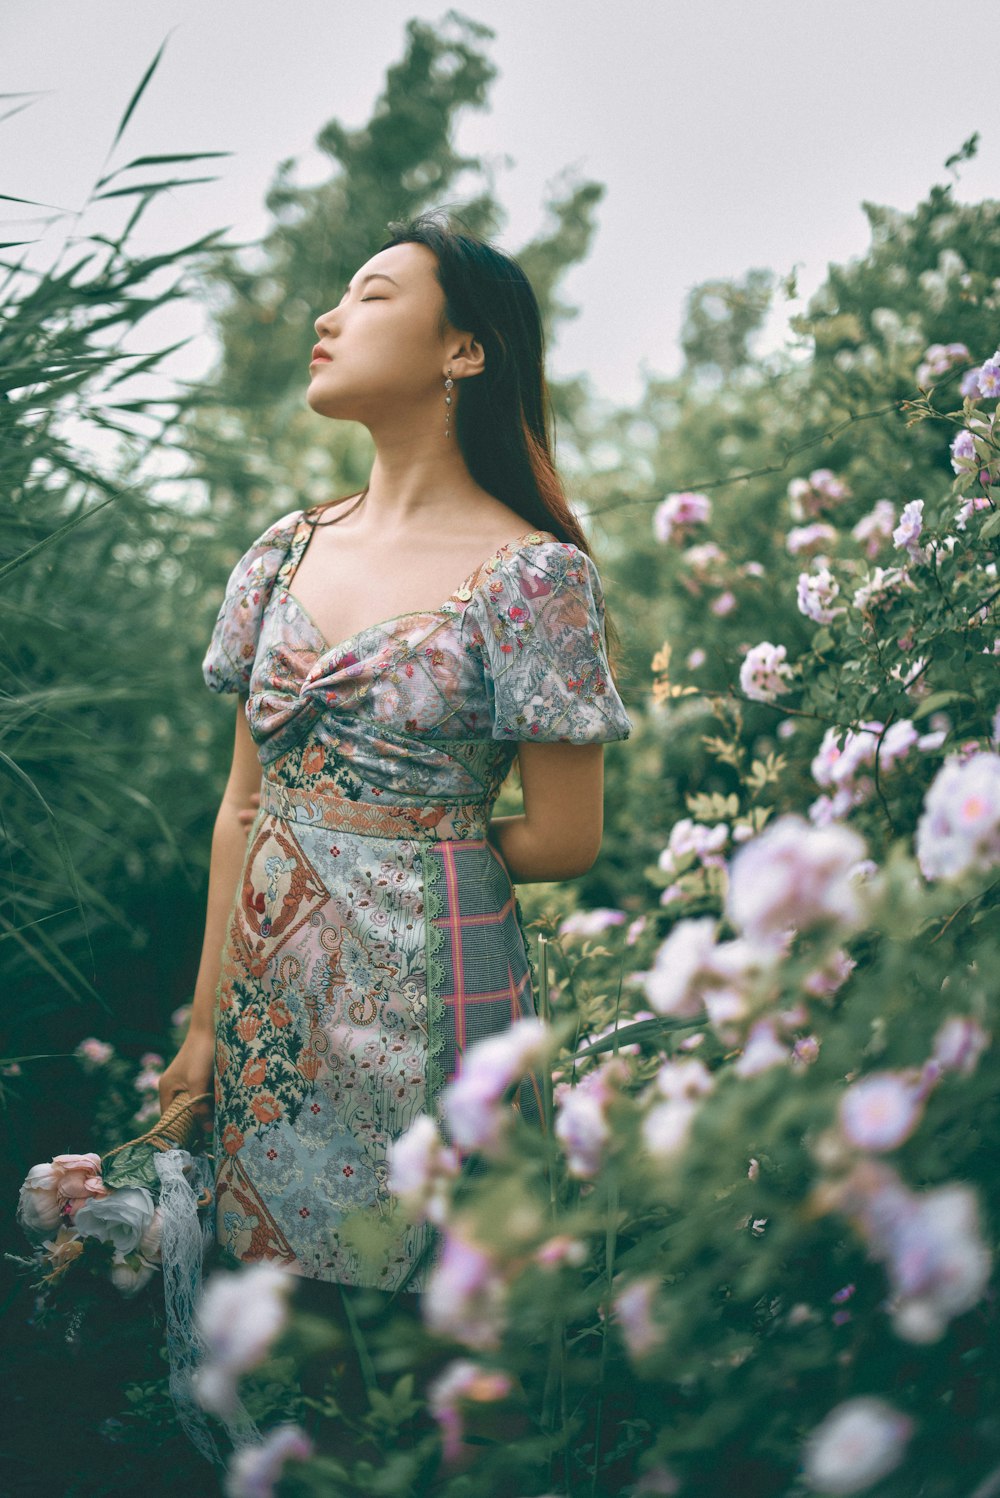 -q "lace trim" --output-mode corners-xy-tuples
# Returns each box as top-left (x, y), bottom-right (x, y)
(420, 845), (448, 1116)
